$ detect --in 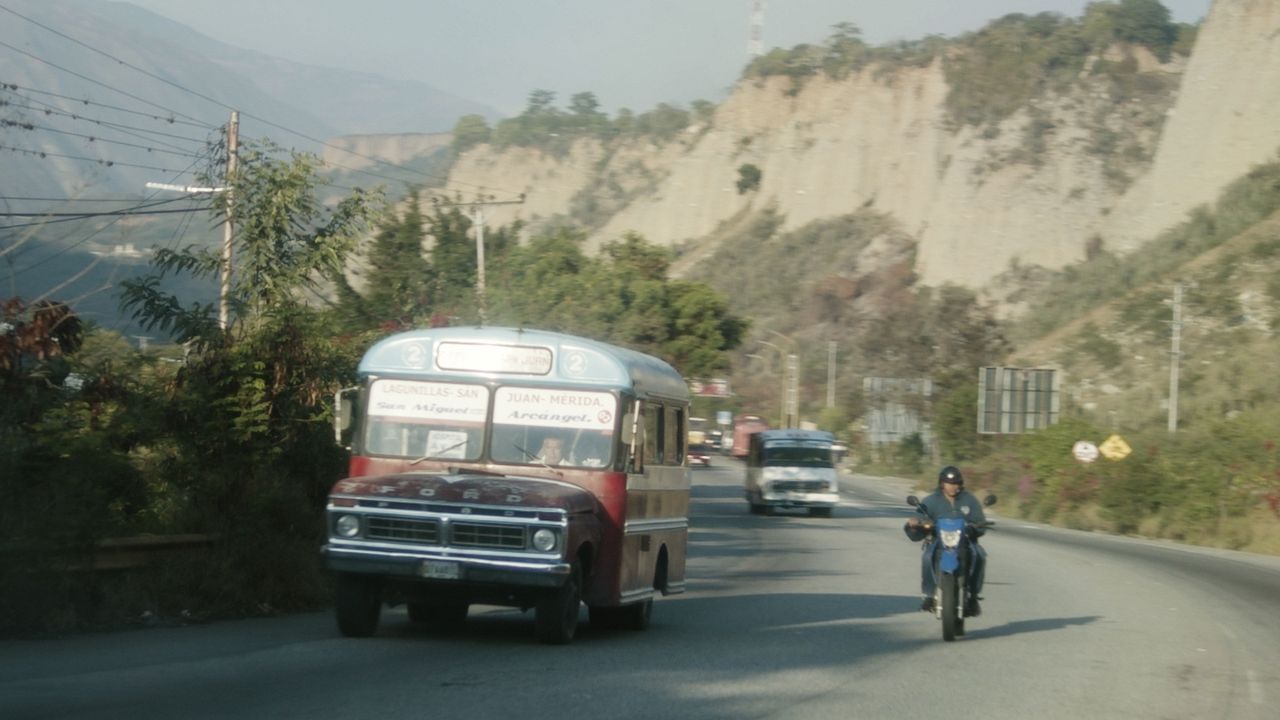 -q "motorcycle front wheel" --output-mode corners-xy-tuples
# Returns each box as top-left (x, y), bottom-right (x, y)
(940, 574), (961, 642)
